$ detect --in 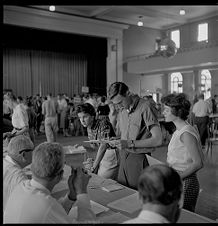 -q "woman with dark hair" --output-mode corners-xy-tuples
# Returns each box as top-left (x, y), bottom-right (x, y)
(96, 96), (110, 120)
(161, 93), (204, 212)
(76, 103), (119, 179)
